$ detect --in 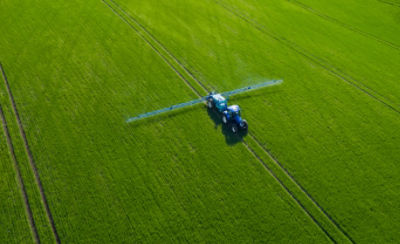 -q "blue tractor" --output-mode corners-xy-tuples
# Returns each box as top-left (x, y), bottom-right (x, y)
(207, 93), (248, 133)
